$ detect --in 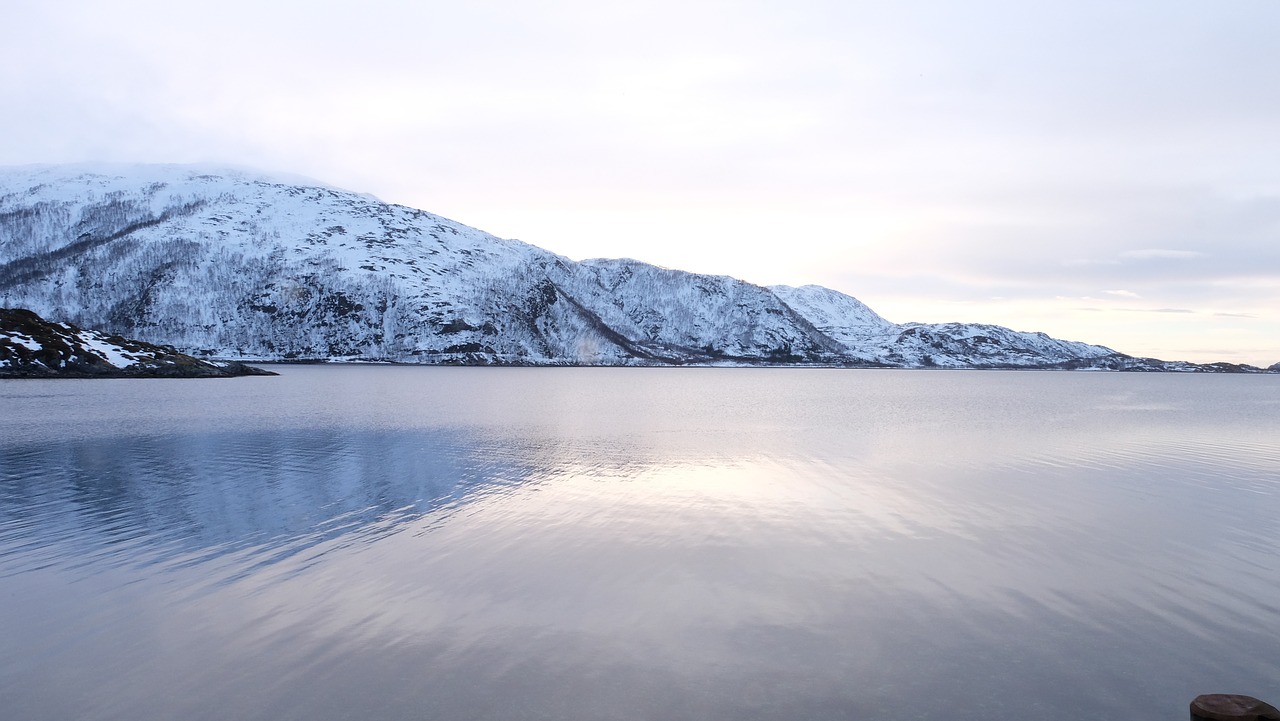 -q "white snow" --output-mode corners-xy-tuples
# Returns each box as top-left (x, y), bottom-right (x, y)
(77, 332), (143, 368)
(771, 284), (894, 329)
(5, 333), (42, 351)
